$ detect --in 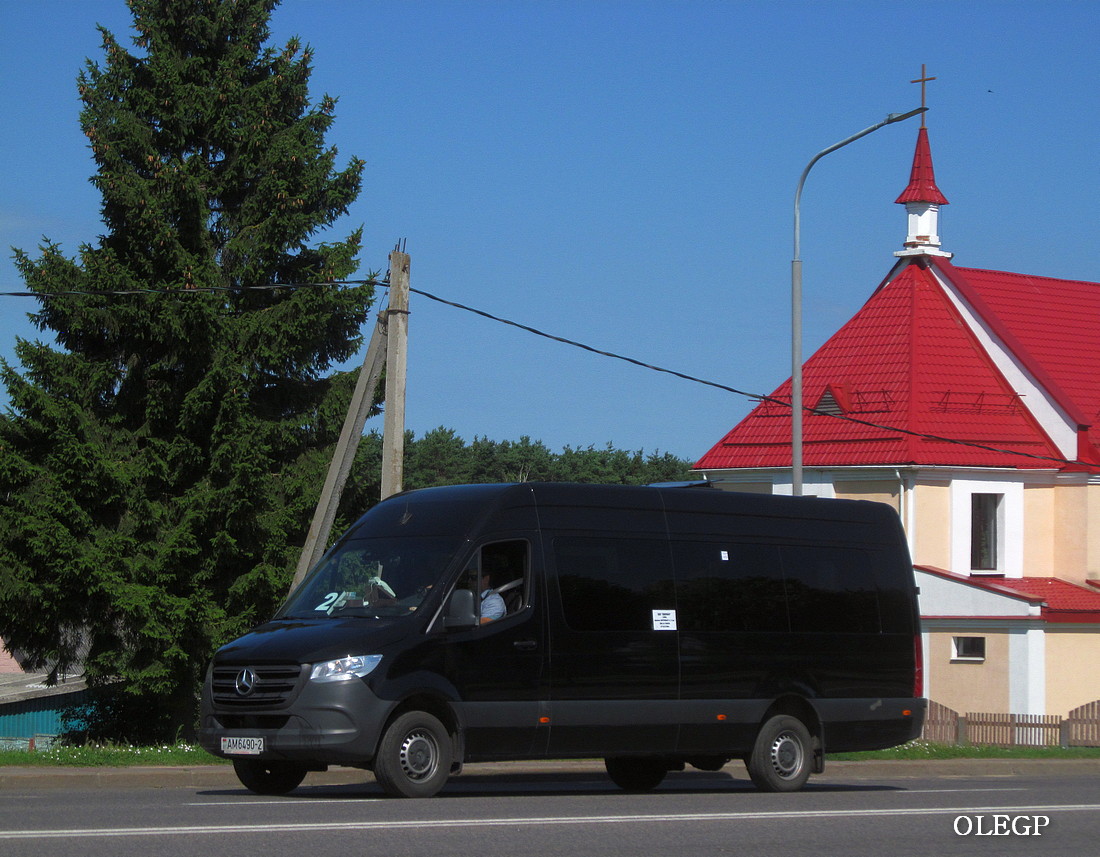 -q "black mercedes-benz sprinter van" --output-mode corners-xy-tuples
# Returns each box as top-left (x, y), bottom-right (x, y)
(199, 482), (924, 797)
